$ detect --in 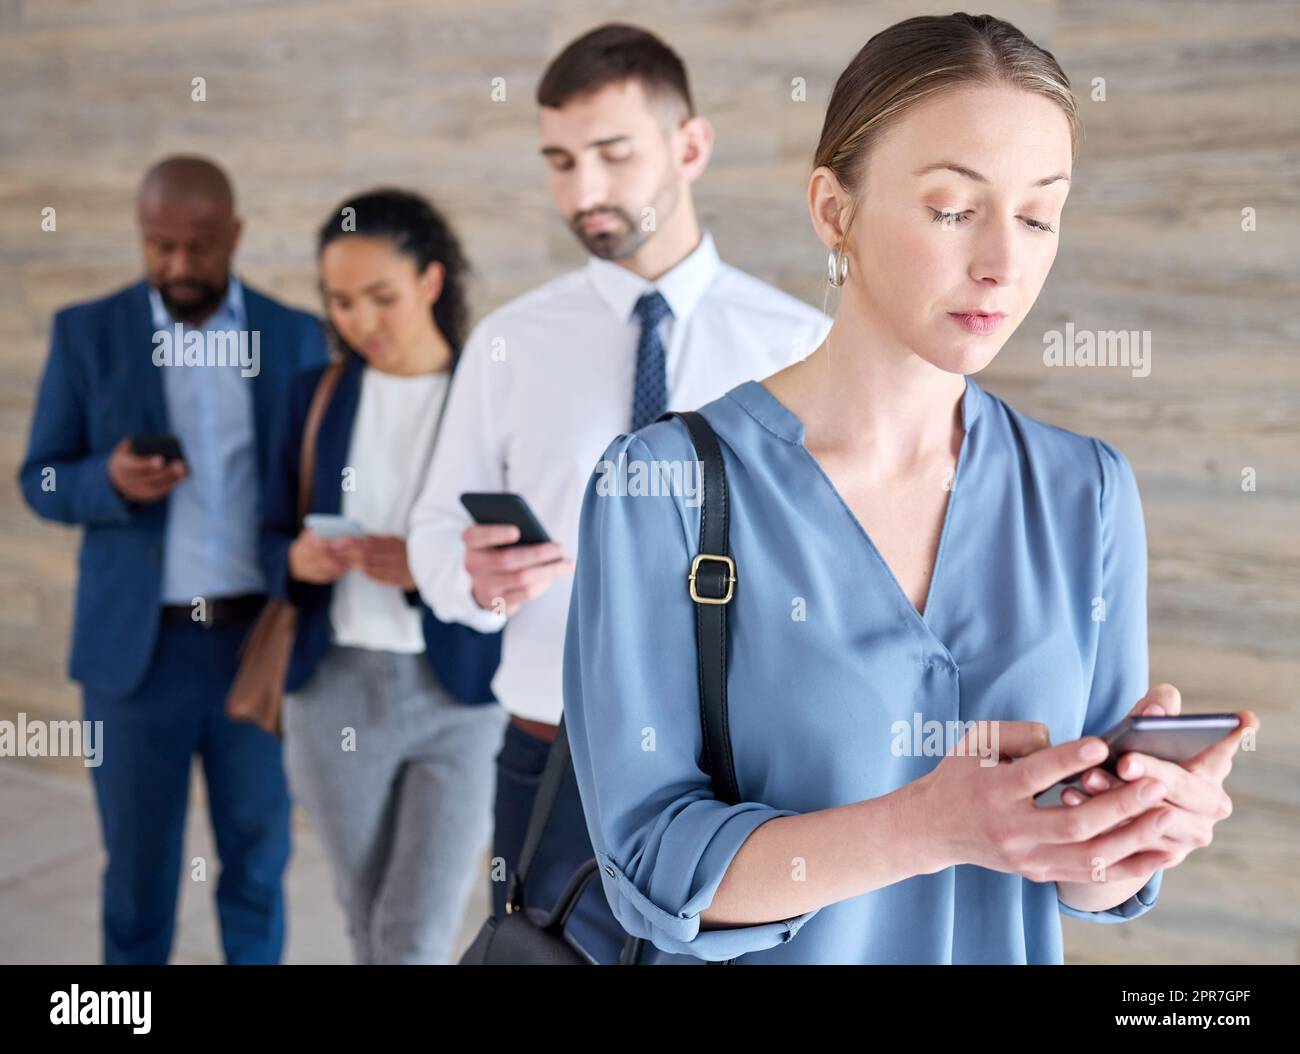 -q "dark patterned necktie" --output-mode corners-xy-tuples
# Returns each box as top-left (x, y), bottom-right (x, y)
(630, 290), (673, 431)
